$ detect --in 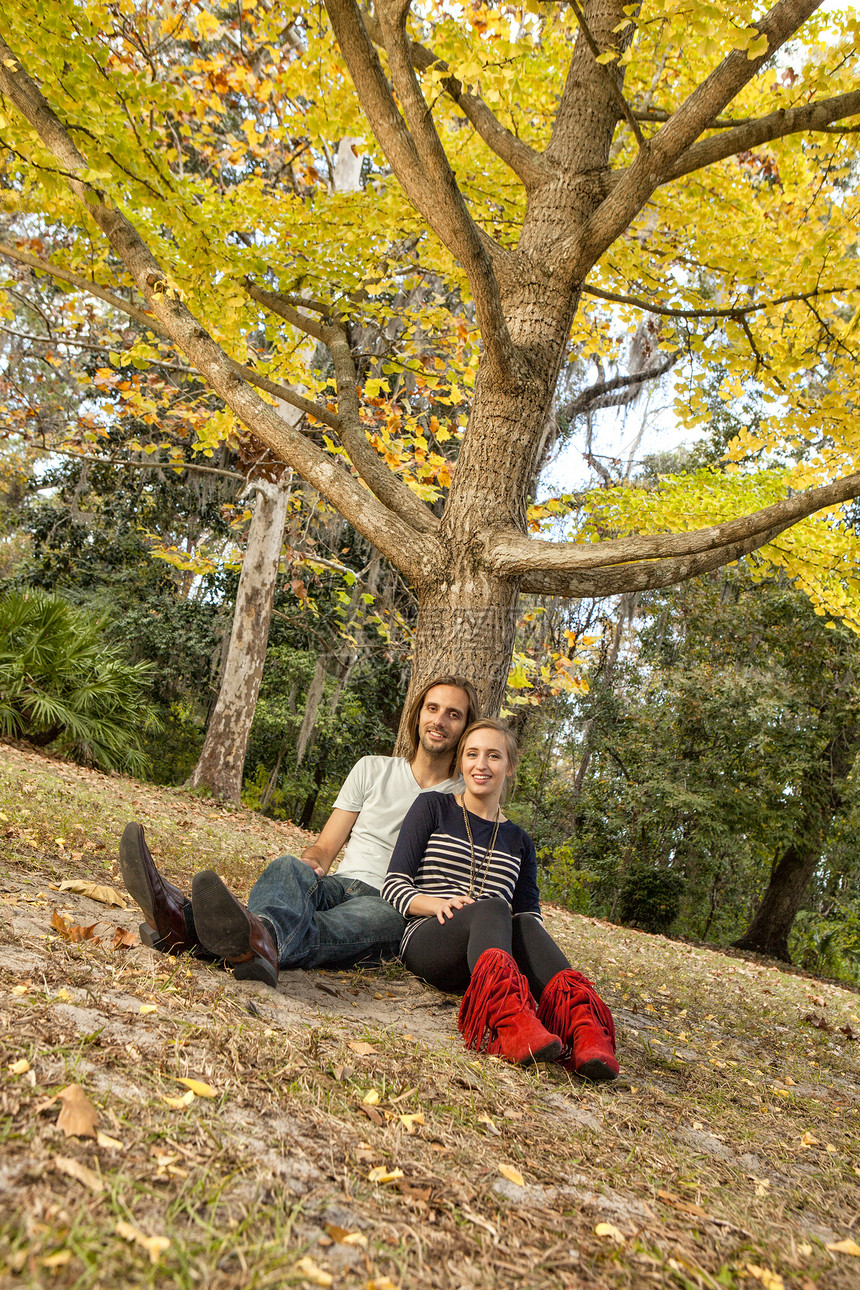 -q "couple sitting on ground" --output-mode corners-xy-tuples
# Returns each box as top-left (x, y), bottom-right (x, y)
(120, 675), (618, 1081)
